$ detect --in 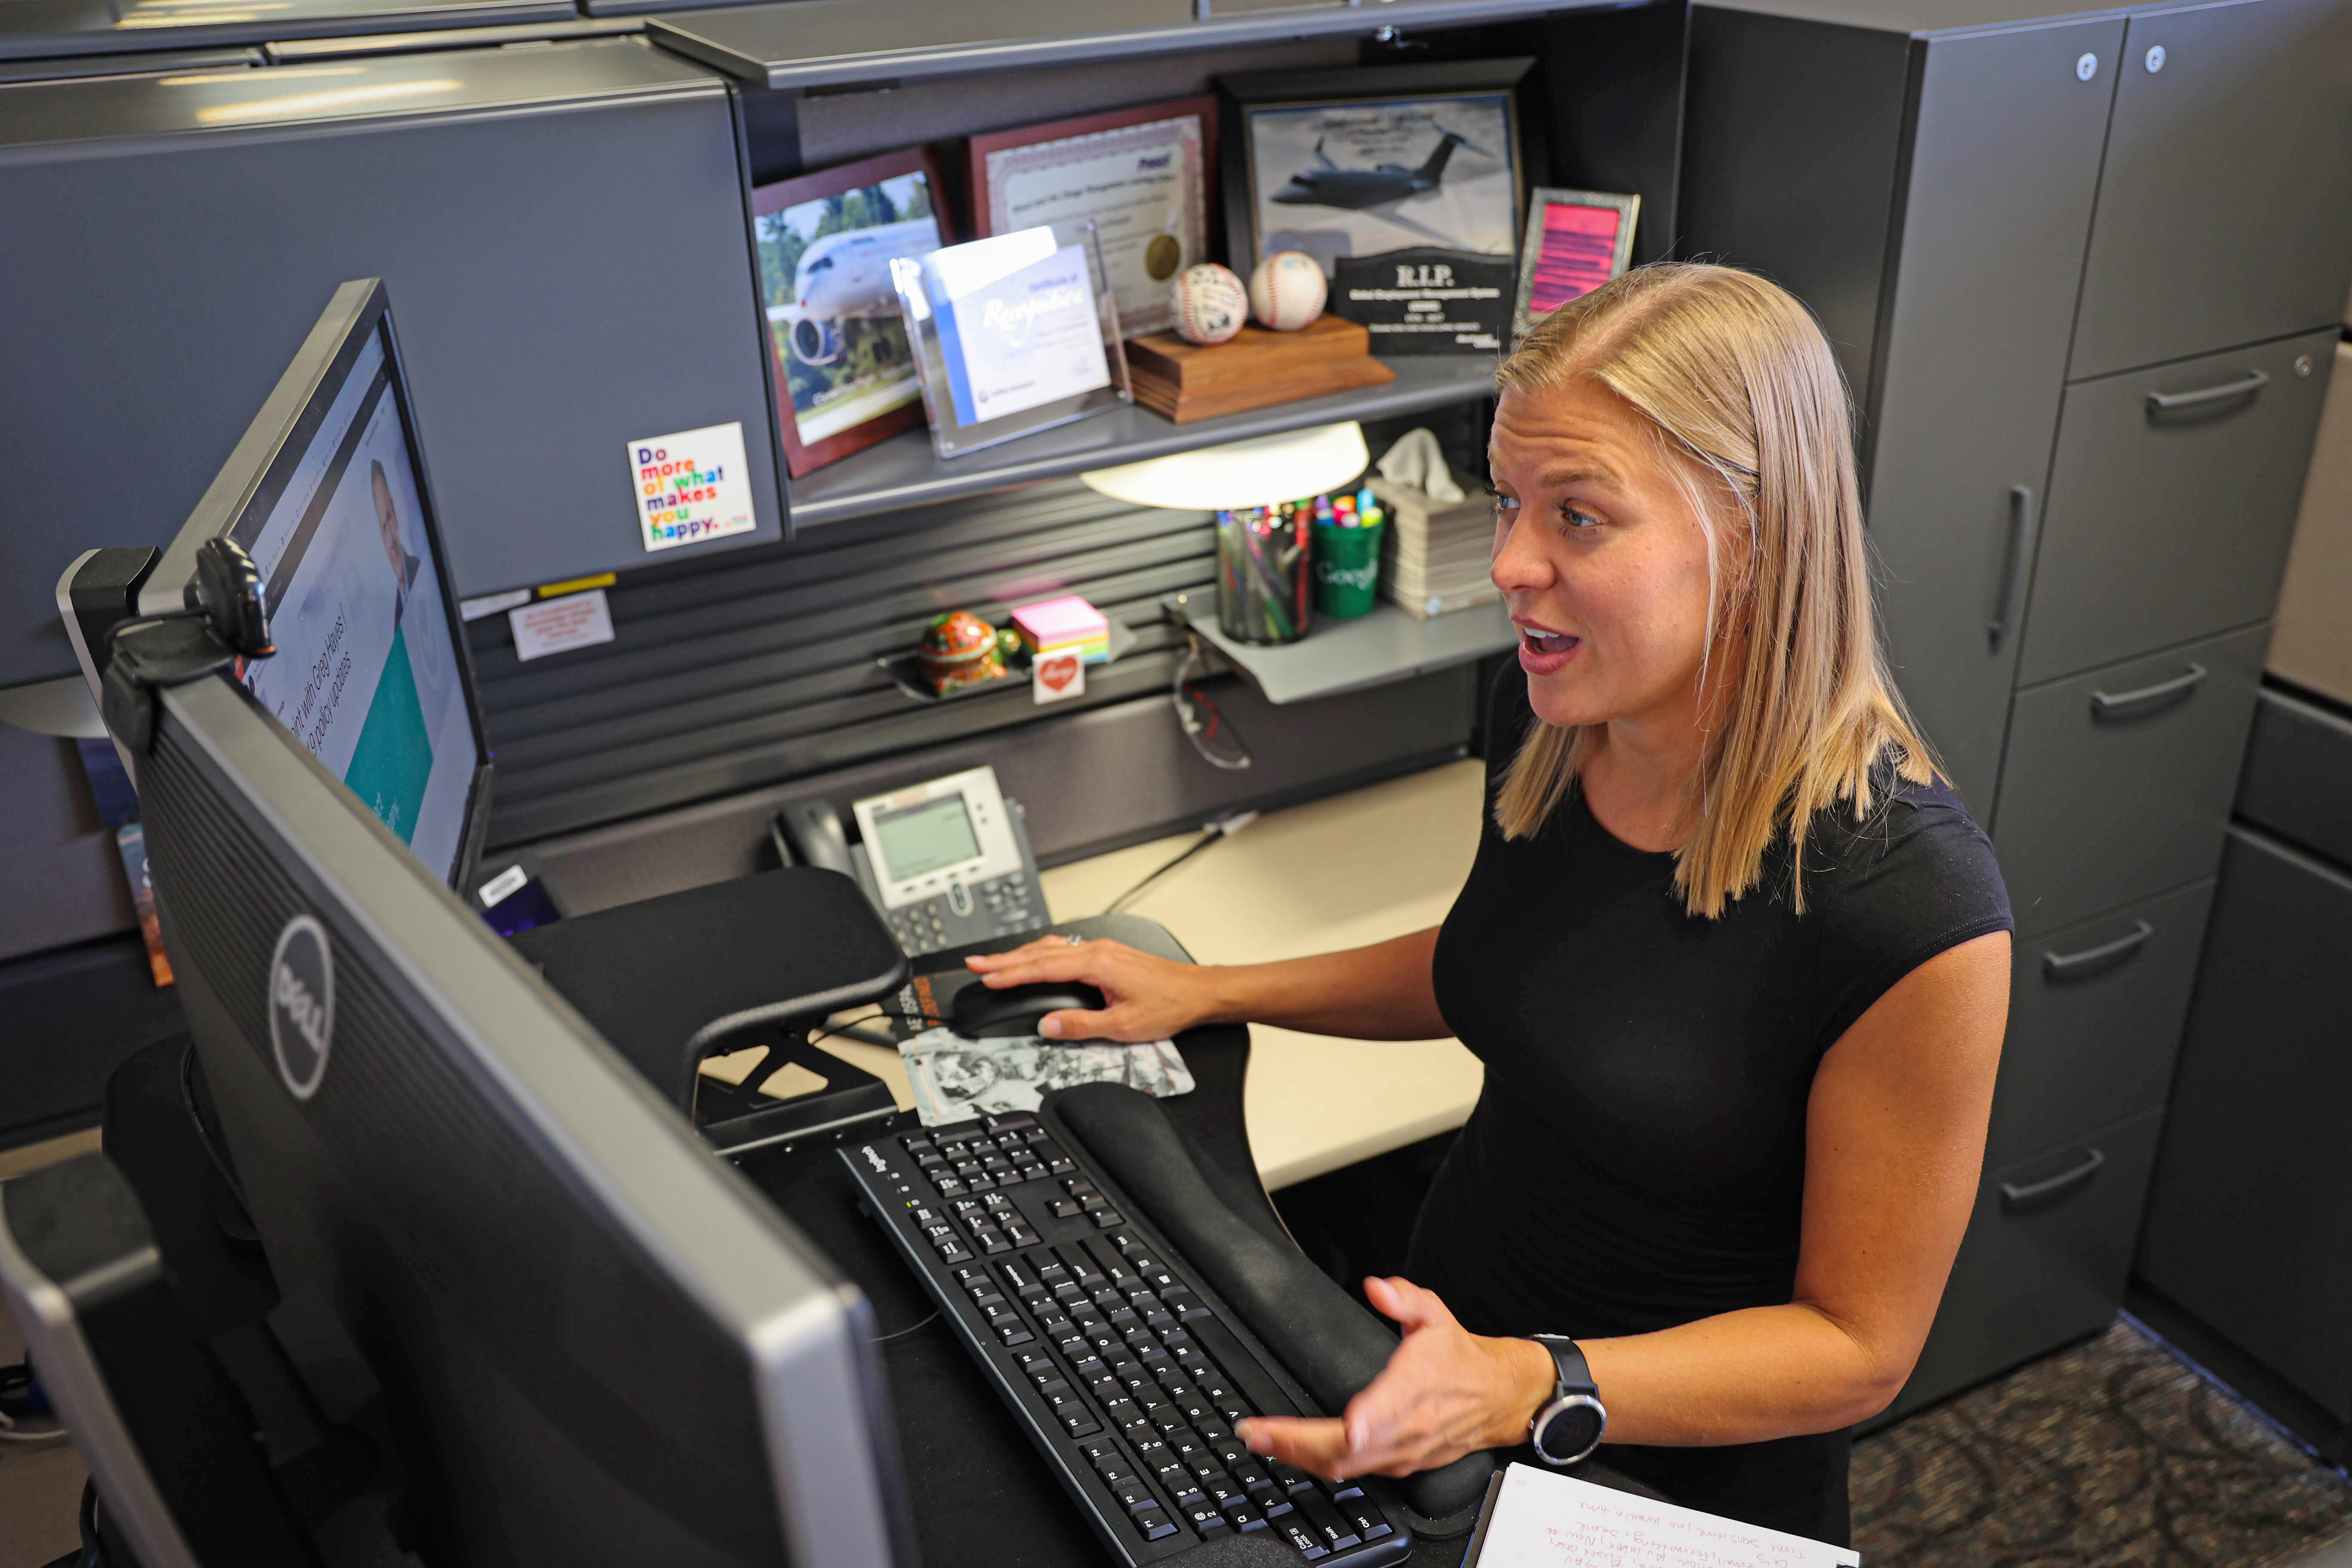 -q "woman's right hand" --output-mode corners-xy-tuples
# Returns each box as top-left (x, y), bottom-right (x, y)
(963, 935), (1222, 1043)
